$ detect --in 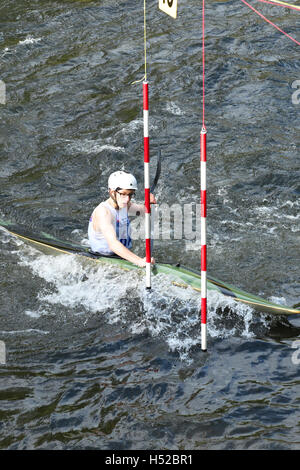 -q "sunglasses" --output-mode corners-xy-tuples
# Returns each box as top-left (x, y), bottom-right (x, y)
(115, 190), (135, 199)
